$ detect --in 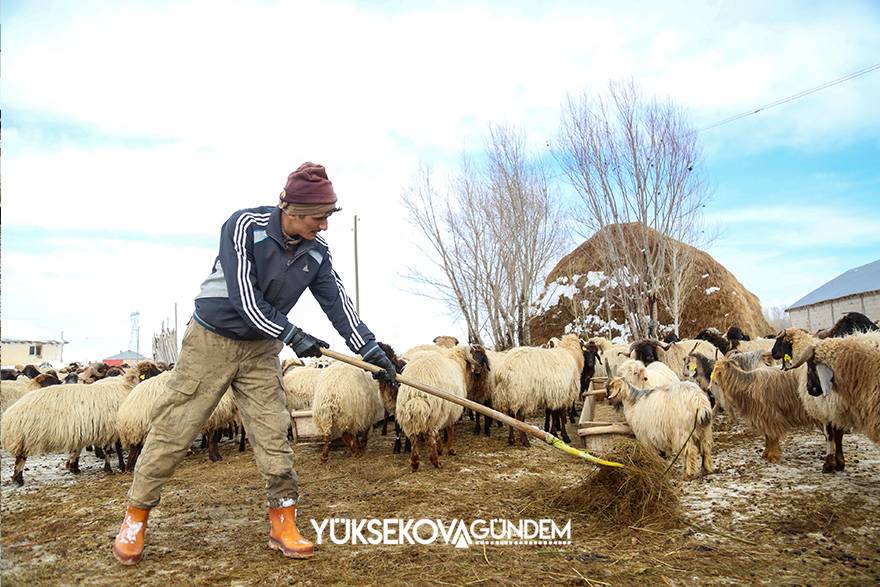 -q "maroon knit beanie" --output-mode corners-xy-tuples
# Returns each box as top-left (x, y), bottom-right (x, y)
(281, 162), (337, 205)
